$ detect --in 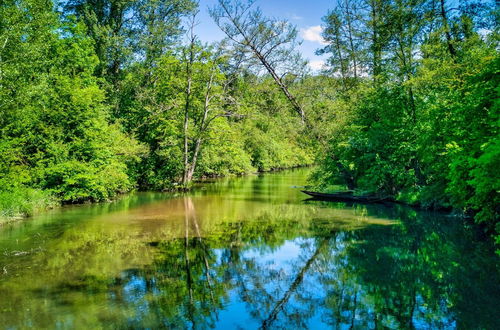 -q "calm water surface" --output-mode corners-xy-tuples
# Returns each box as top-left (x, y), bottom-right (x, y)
(0, 168), (498, 329)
